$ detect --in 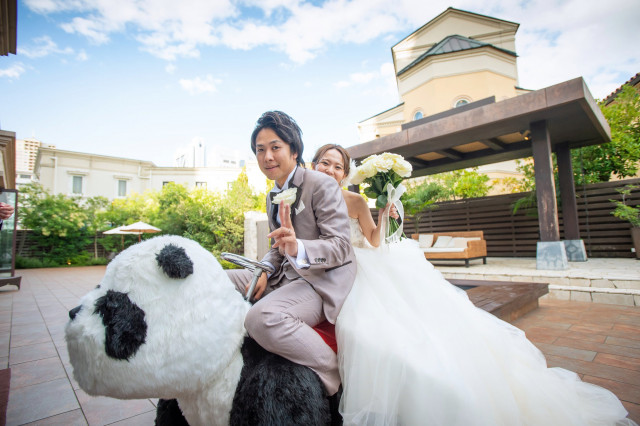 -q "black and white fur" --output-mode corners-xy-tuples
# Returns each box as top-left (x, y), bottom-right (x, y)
(65, 235), (335, 425)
